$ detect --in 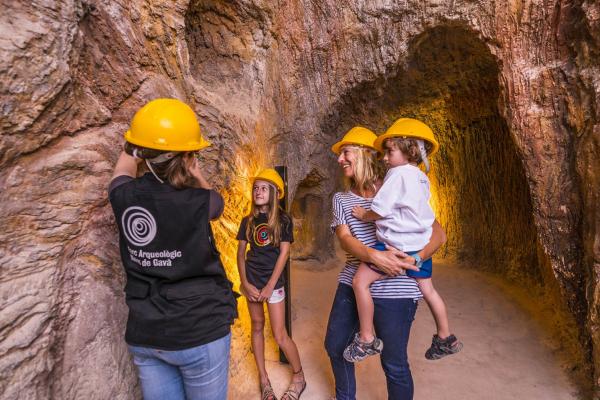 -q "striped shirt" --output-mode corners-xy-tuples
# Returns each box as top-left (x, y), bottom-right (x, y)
(331, 191), (422, 299)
